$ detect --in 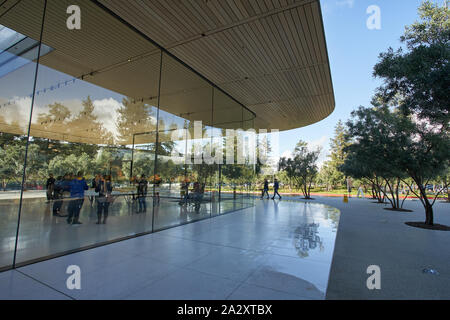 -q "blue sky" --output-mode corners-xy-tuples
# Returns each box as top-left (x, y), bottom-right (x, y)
(278, 0), (425, 165)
